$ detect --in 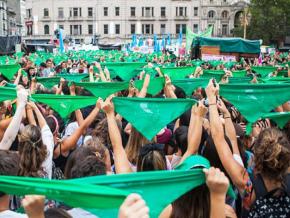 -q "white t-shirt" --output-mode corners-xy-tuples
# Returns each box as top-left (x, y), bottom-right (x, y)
(41, 124), (54, 179)
(68, 208), (98, 218)
(0, 210), (27, 218)
(63, 122), (83, 147)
